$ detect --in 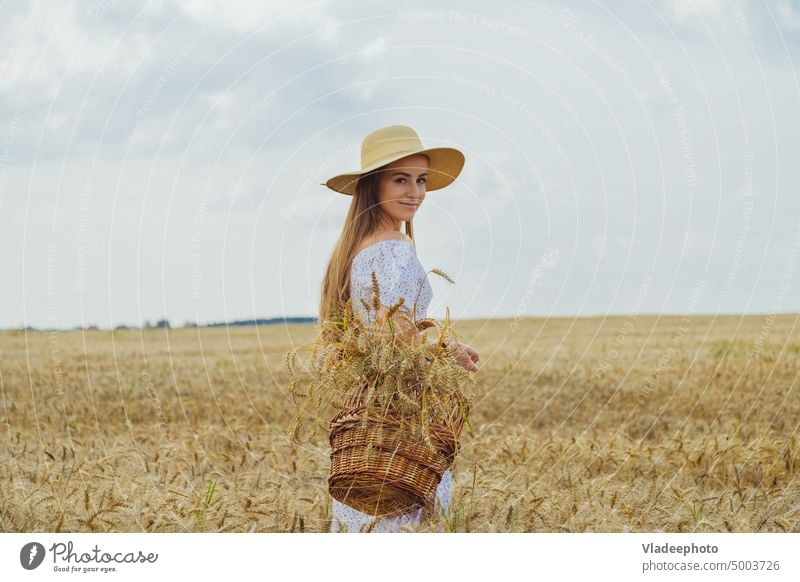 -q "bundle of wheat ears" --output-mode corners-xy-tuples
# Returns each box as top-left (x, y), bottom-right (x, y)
(286, 268), (476, 452)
